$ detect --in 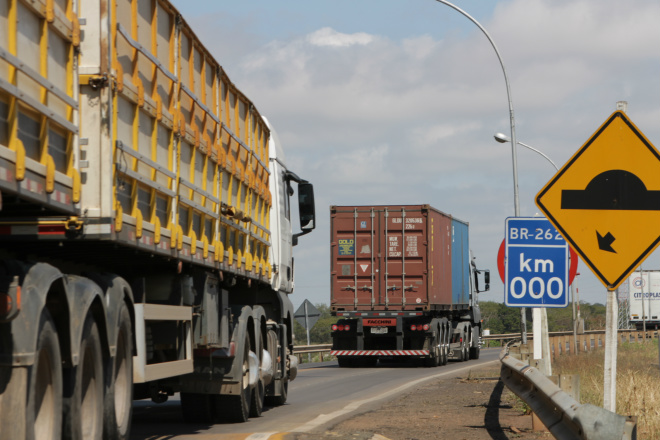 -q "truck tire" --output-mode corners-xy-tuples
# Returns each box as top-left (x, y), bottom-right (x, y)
(26, 309), (62, 440)
(441, 324), (449, 366)
(104, 303), (133, 440)
(424, 331), (440, 367)
(216, 337), (252, 422)
(264, 329), (288, 406)
(469, 327), (480, 360)
(359, 357), (378, 367)
(63, 314), (104, 440)
(250, 332), (265, 417)
(462, 325), (471, 362)
(265, 378), (288, 406)
(337, 356), (355, 368)
(181, 393), (213, 423)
